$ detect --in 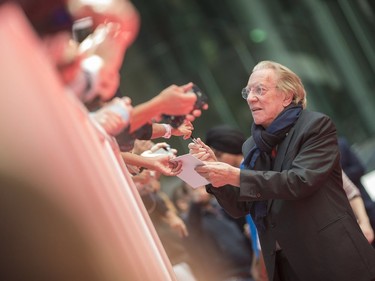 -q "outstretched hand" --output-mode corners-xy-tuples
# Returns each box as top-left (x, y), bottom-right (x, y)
(188, 138), (217, 162)
(172, 120), (194, 140)
(92, 97), (132, 136)
(149, 155), (182, 177)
